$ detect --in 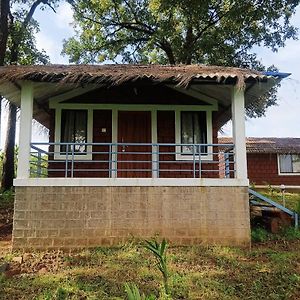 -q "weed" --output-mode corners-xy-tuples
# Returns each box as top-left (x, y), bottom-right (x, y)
(145, 239), (169, 295)
(55, 287), (69, 300)
(279, 227), (300, 240)
(251, 227), (269, 242)
(124, 283), (155, 300)
(0, 273), (5, 284)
